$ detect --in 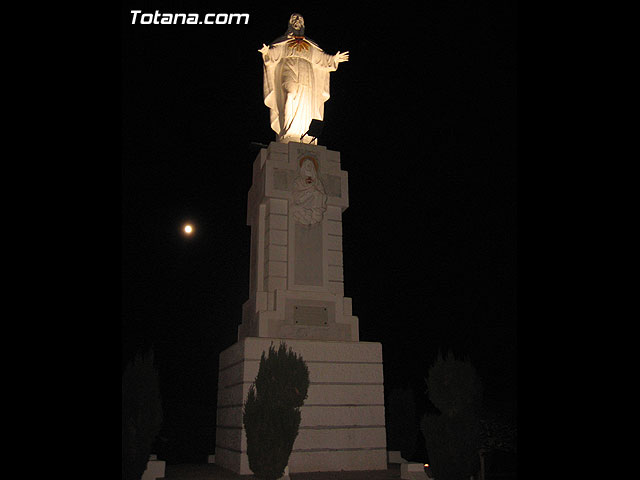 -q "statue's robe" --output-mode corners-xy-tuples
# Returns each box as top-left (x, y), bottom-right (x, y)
(262, 36), (339, 142)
